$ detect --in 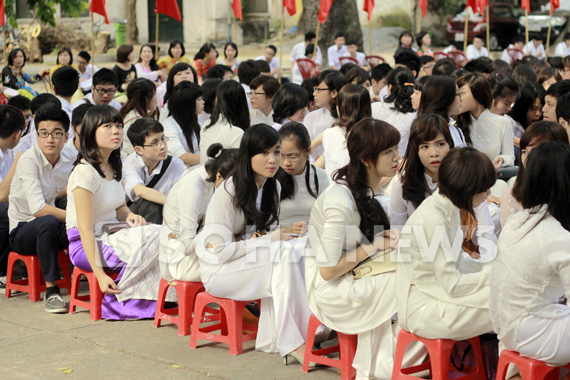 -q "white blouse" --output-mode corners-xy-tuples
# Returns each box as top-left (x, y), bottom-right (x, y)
(162, 116), (200, 160)
(322, 126), (349, 180)
(505, 114), (524, 139)
(390, 173), (437, 229)
(279, 165), (329, 226)
(66, 162), (125, 237)
(491, 206), (570, 349)
(371, 102), (417, 157)
(250, 109), (274, 126)
(304, 108), (336, 158)
(470, 109), (515, 166)
(199, 118), (244, 164)
(121, 110), (143, 159)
